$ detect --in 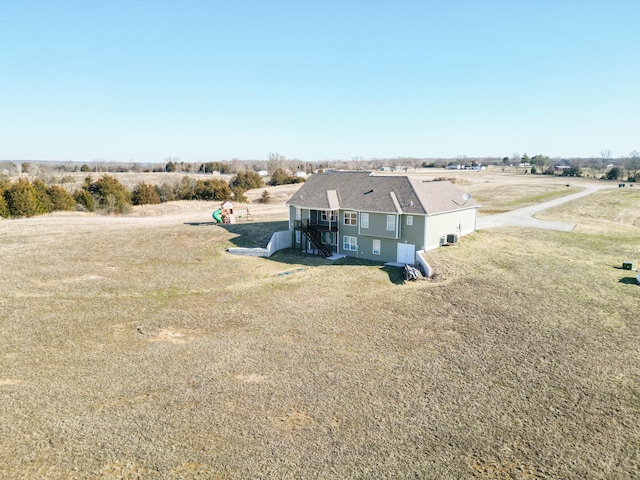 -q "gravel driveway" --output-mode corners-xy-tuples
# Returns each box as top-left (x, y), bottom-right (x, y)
(477, 184), (612, 231)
